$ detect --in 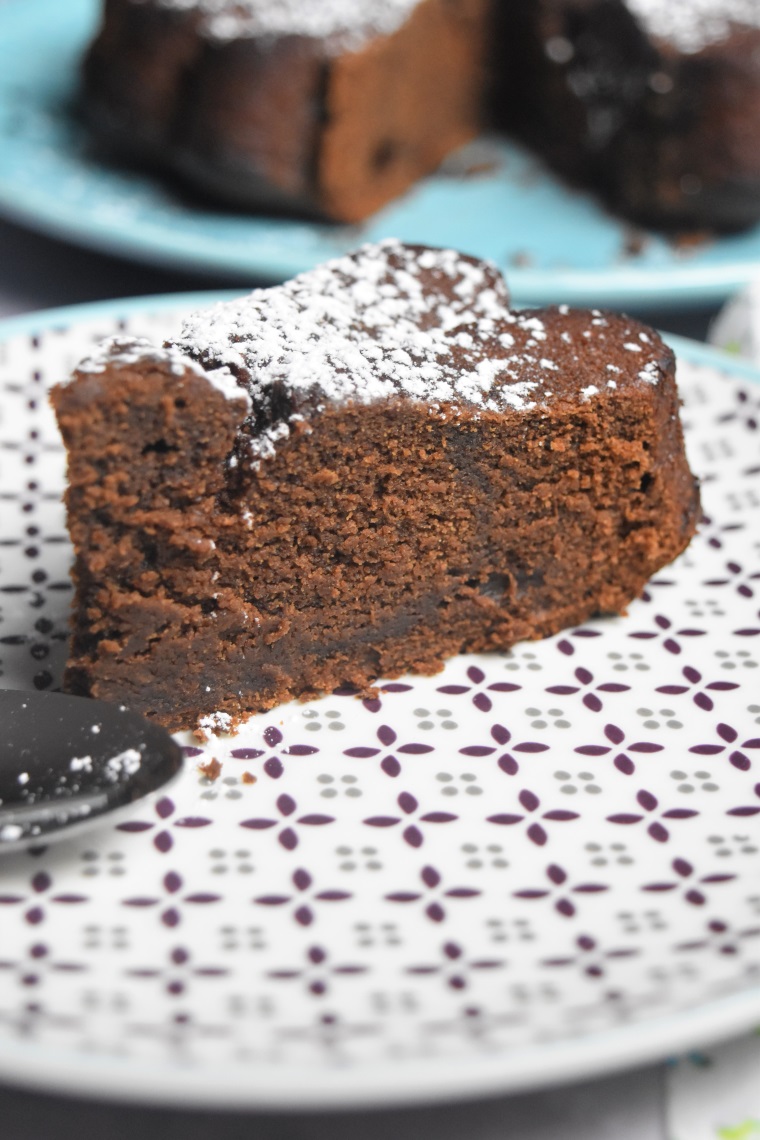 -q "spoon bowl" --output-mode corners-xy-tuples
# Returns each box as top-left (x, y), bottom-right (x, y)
(0, 689), (184, 851)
